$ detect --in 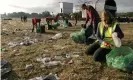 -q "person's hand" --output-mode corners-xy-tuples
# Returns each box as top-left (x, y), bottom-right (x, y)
(81, 24), (86, 28)
(104, 42), (112, 47)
